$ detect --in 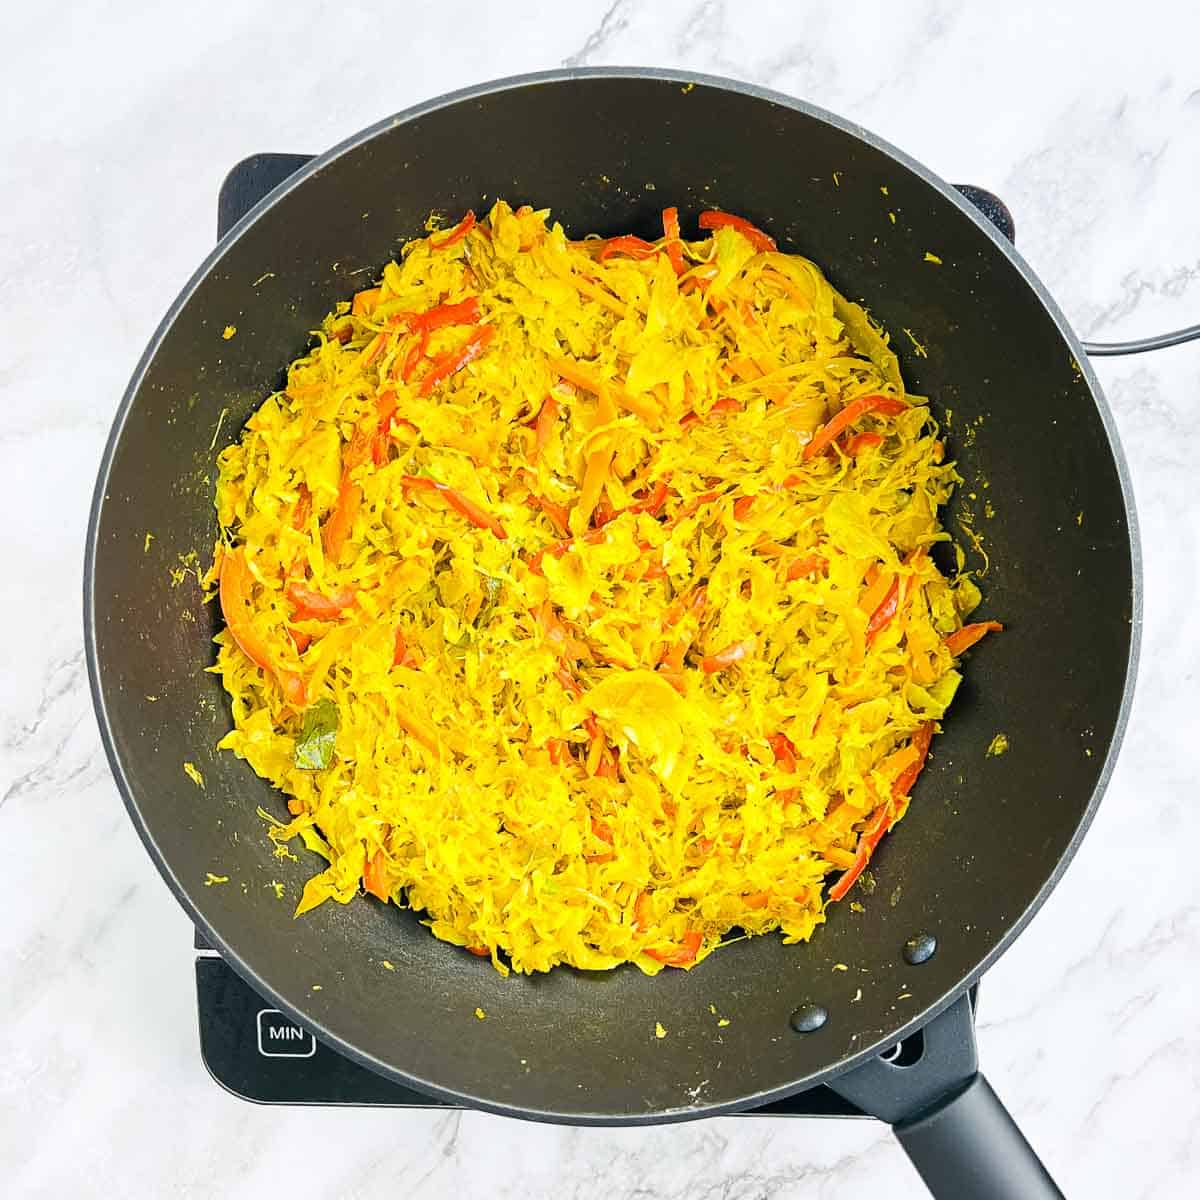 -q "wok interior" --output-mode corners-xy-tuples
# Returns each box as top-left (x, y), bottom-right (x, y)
(89, 74), (1133, 1120)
